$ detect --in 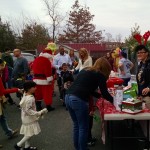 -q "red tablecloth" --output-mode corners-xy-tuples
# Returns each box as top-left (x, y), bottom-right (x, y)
(96, 98), (150, 144)
(96, 98), (150, 116)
